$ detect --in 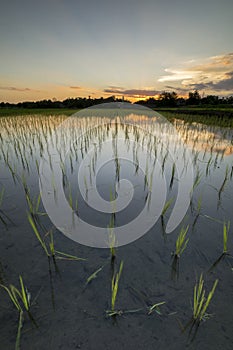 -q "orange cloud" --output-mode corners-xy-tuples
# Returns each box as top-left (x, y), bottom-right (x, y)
(158, 53), (233, 95)
(0, 86), (40, 92)
(104, 87), (160, 98)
